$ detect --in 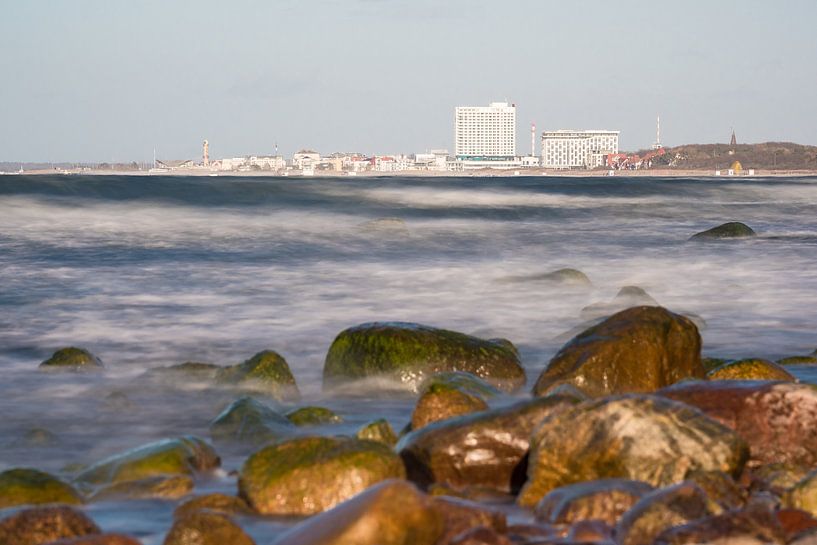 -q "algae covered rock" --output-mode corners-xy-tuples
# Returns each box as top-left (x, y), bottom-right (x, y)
(275, 479), (443, 545)
(149, 362), (222, 380)
(533, 306), (704, 397)
(209, 397), (294, 446)
(163, 512), (255, 545)
(518, 395), (748, 506)
(411, 381), (489, 430)
(707, 358), (795, 381)
(174, 493), (254, 520)
(89, 474), (194, 502)
(356, 419), (398, 447)
(503, 268), (592, 287)
(217, 350), (299, 400)
(286, 406), (343, 426)
(419, 371), (501, 399)
(580, 286), (660, 321)
(779, 350), (817, 365)
(0, 468), (83, 509)
(690, 221), (757, 240)
(238, 435), (406, 515)
(39, 347), (103, 372)
(0, 505), (101, 545)
(534, 479), (654, 525)
(323, 322), (525, 393)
